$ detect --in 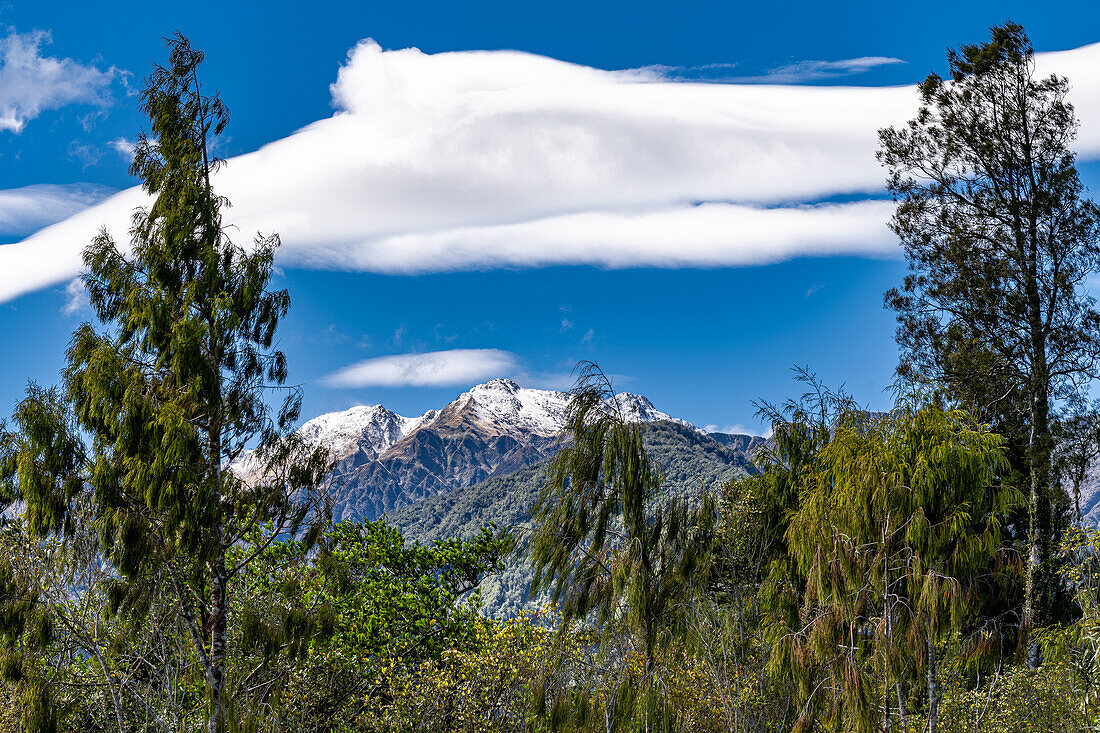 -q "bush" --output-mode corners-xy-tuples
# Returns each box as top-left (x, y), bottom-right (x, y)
(930, 665), (1089, 733)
